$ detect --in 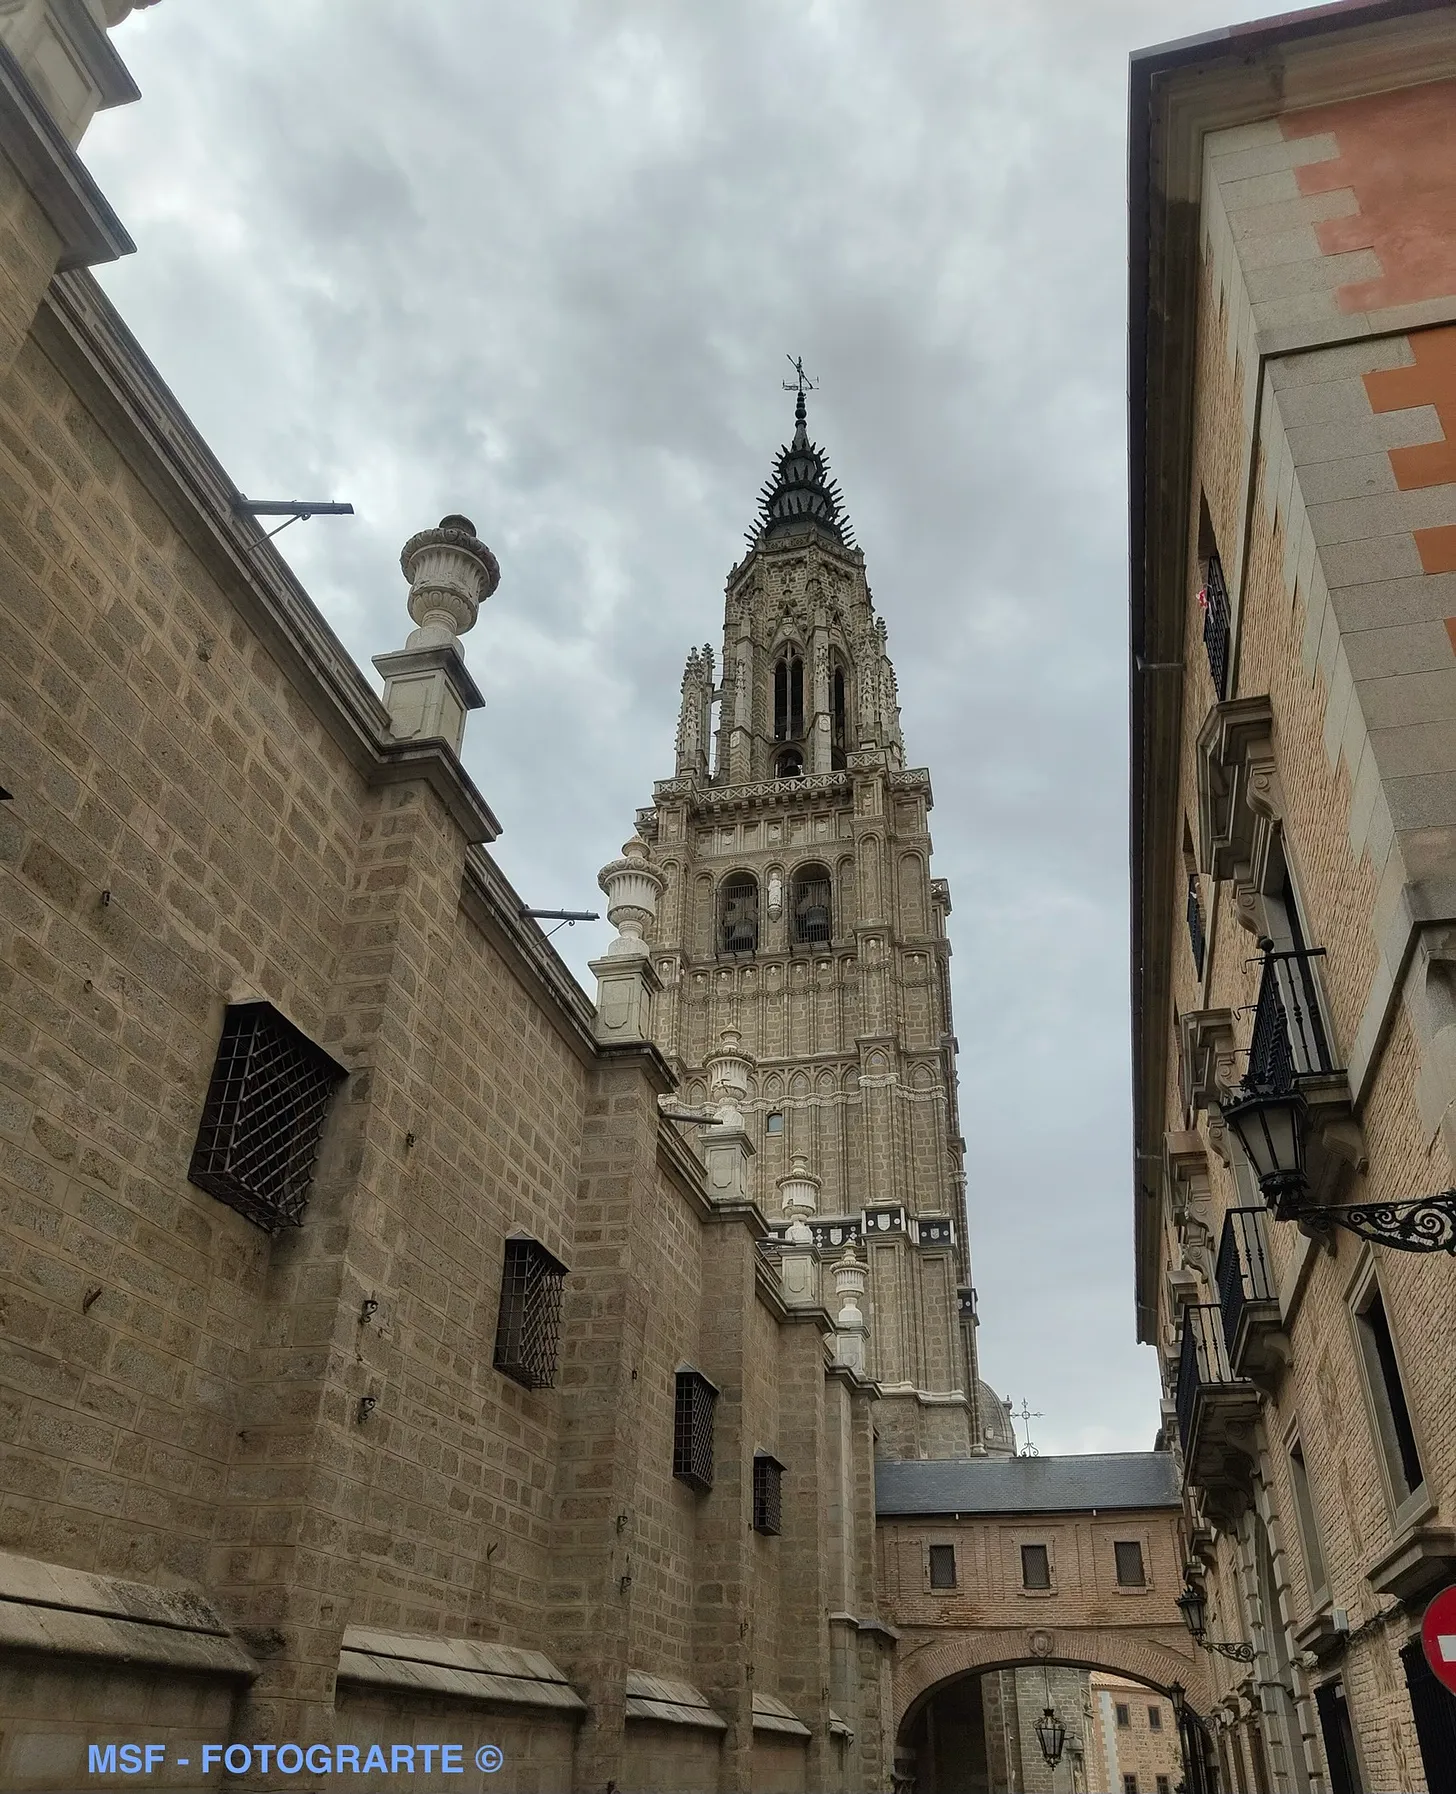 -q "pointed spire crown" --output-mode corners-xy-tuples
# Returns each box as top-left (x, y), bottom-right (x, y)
(751, 389), (856, 551)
